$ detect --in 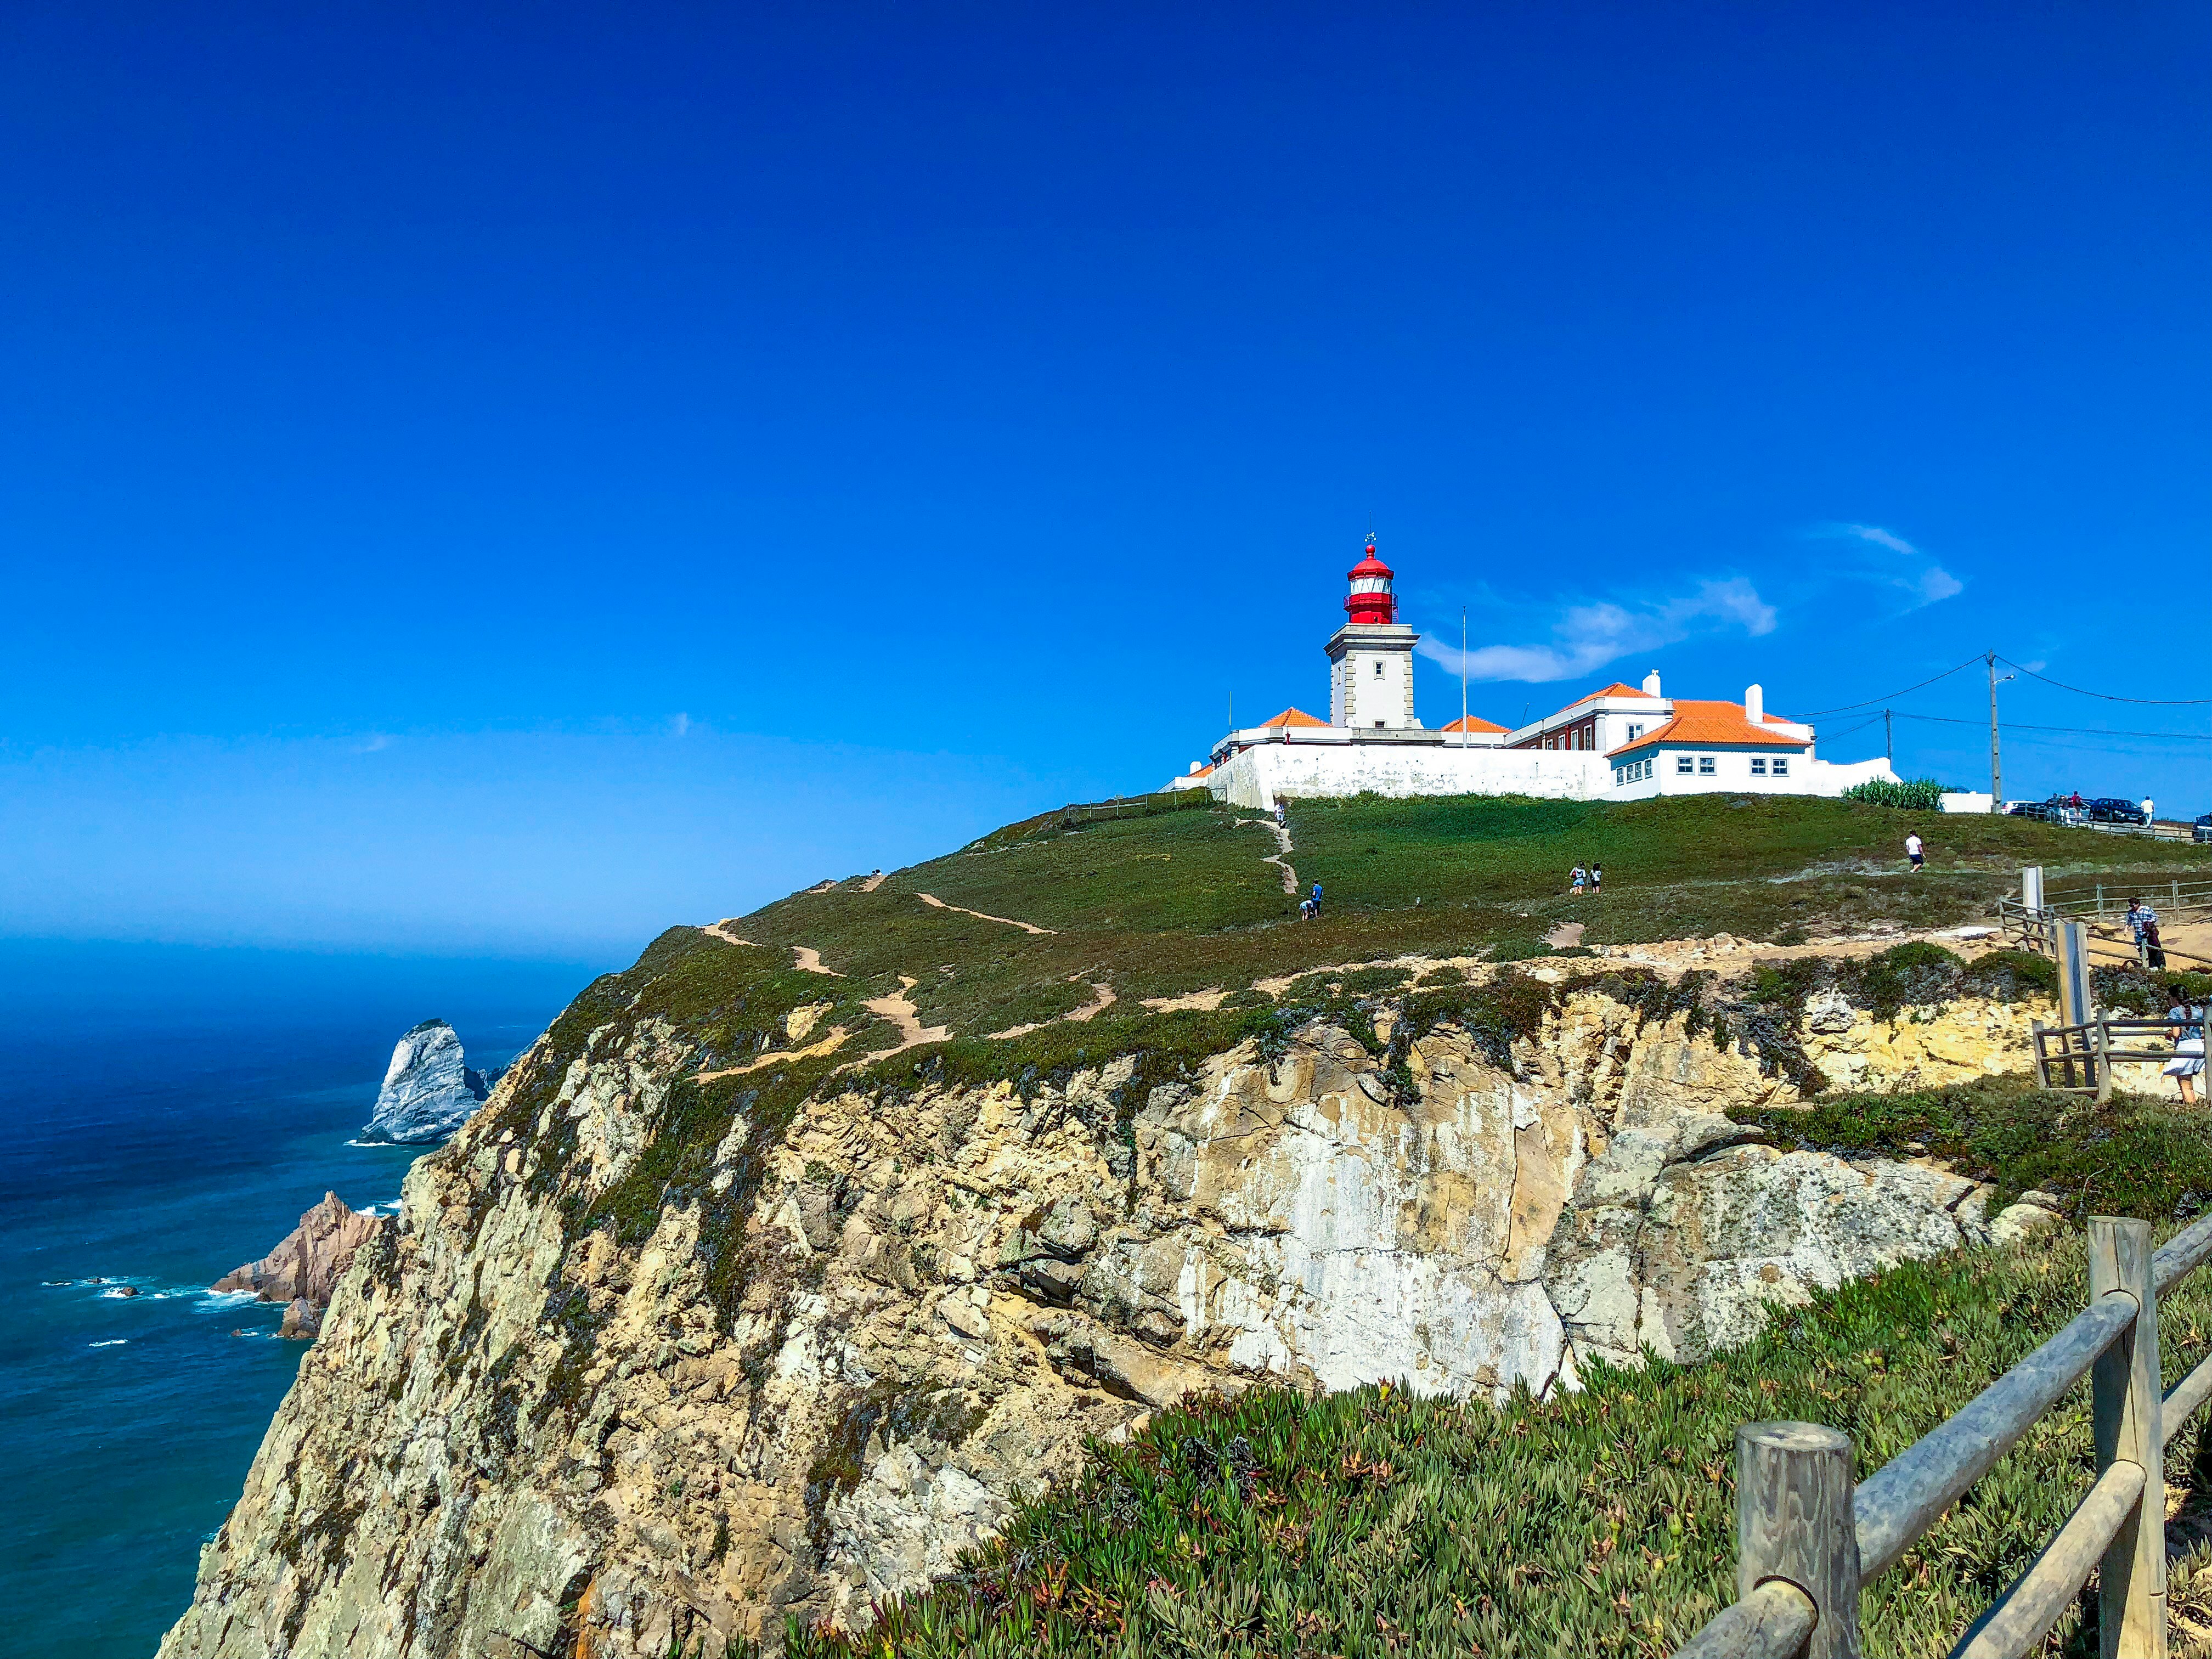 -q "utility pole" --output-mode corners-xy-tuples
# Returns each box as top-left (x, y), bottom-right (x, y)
(1883, 708), (1893, 768)
(1987, 651), (2002, 812)
(1460, 607), (1468, 749)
